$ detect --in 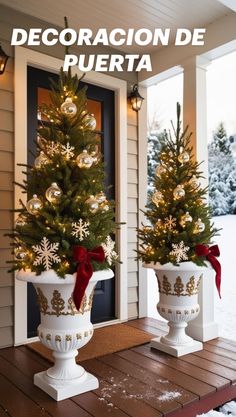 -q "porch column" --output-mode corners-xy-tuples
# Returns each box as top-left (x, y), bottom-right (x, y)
(182, 56), (219, 342)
